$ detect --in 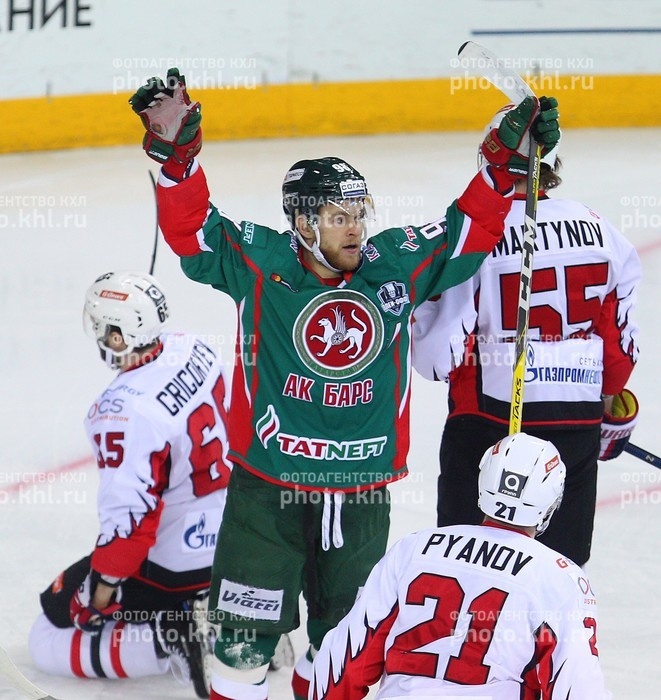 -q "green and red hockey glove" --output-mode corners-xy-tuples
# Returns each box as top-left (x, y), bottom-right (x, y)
(599, 388), (639, 461)
(129, 68), (202, 180)
(481, 95), (560, 191)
